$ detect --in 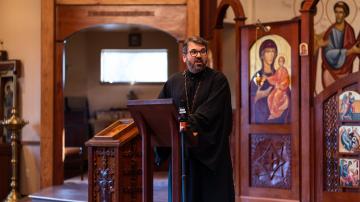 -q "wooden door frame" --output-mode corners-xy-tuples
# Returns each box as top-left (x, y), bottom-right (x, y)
(41, 0), (199, 188)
